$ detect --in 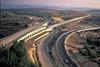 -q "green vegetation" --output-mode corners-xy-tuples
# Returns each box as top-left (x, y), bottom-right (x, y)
(78, 36), (100, 64)
(0, 40), (36, 67)
(0, 12), (30, 38)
